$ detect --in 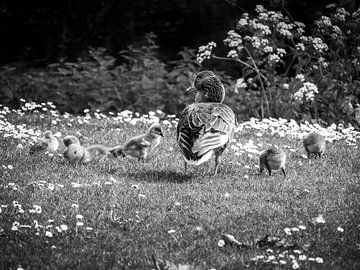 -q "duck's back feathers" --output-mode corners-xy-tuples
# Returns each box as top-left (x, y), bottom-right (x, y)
(177, 103), (235, 164)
